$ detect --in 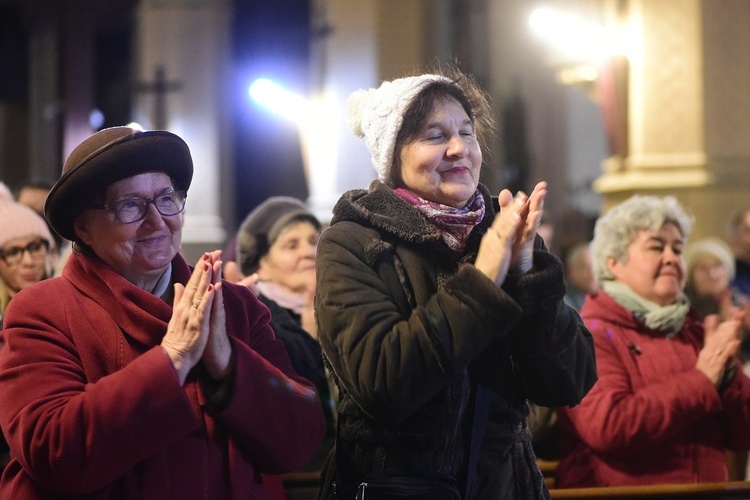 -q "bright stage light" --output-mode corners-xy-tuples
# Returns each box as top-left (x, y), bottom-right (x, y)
(249, 78), (308, 122)
(529, 6), (631, 63)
